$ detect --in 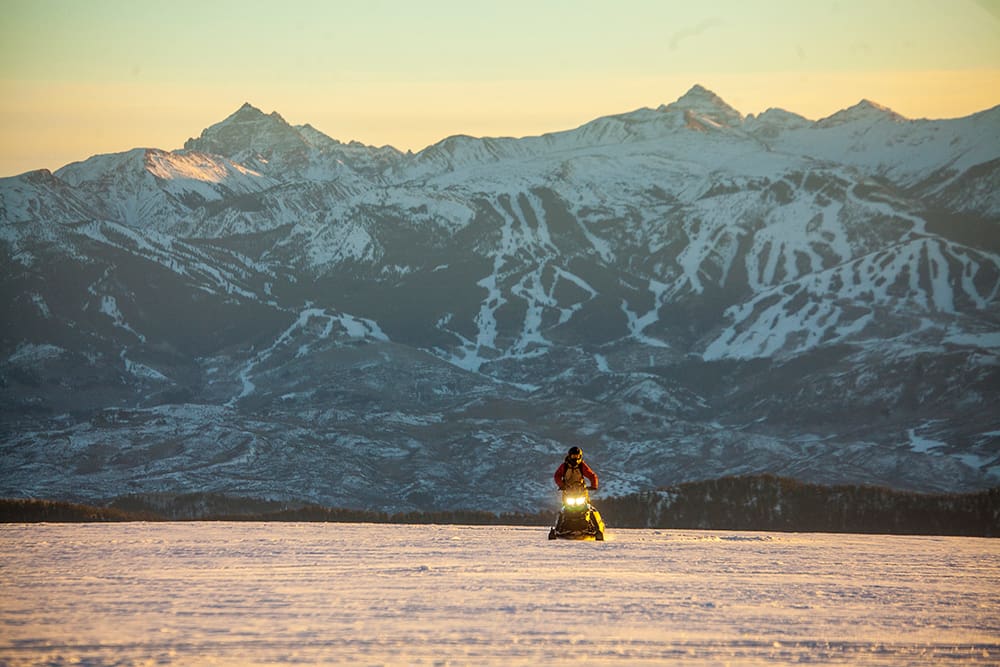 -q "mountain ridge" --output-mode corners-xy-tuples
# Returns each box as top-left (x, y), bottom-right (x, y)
(8, 85), (1000, 185)
(1, 85), (998, 513)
